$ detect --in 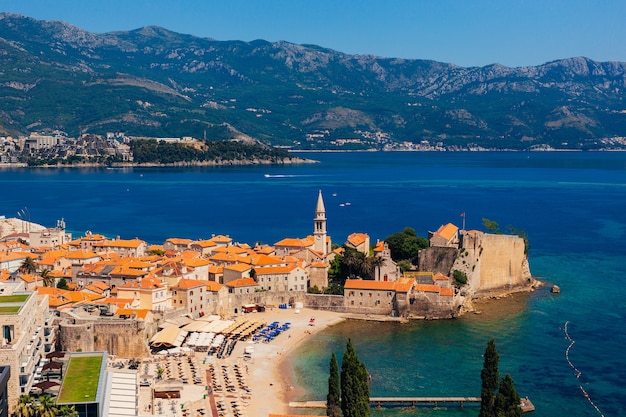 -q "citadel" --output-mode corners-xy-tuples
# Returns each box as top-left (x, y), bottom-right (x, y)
(0, 191), (534, 416)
